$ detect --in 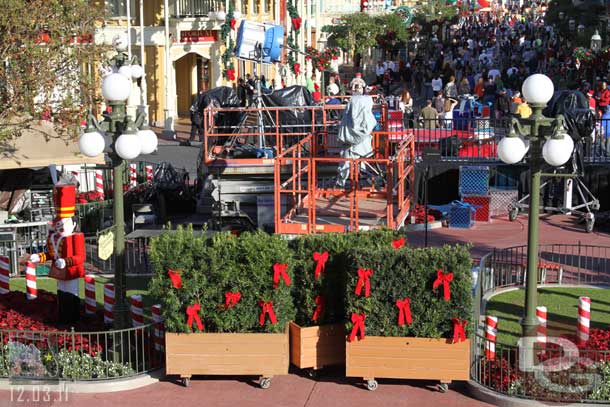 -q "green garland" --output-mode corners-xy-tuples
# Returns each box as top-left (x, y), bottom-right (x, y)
(287, 0), (301, 75)
(220, 4), (235, 81)
(305, 46), (340, 75)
